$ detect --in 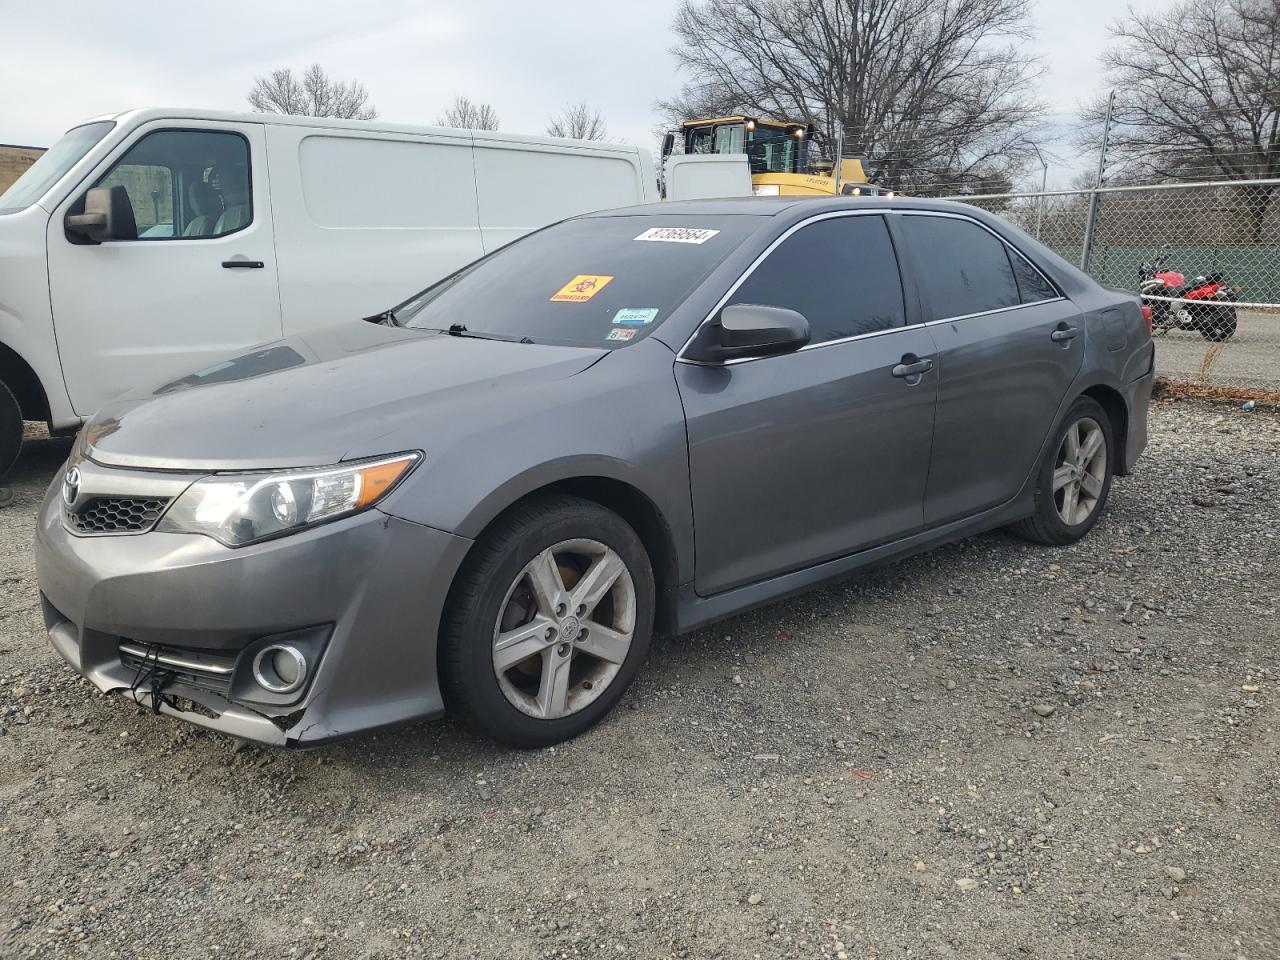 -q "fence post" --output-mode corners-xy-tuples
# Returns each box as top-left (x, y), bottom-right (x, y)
(1080, 90), (1115, 273)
